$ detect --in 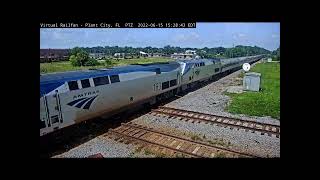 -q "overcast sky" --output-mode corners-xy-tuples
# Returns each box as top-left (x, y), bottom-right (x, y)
(40, 22), (280, 51)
